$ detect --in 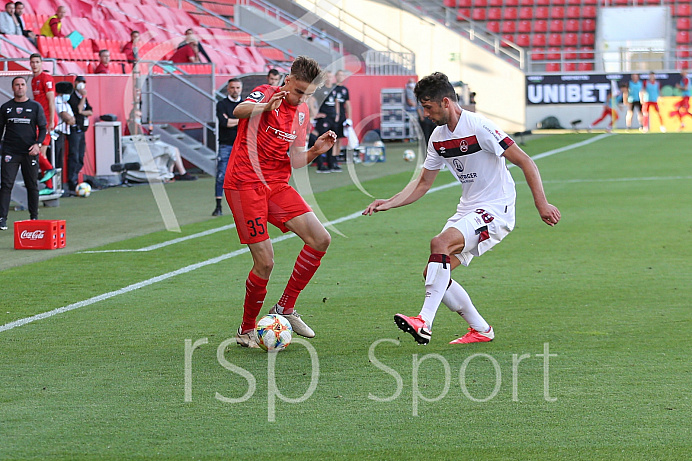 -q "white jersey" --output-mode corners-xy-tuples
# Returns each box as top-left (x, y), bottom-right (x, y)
(423, 110), (516, 213)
